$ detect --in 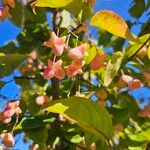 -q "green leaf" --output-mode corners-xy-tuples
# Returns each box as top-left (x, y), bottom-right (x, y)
(25, 127), (48, 149)
(98, 29), (112, 47)
(85, 132), (108, 150)
(64, 0), (92, 21)
(34, 0), (73, 8)
(104, 51), (123, 87)
(15, 115), (55, 130)
(90, 10), (138, 42)
(119, 93), (142, 123)
(128, 144), (147, 150)
(44, 97), (113, 140)
(127, 128), (150, 143)
(129, 0), (145, 19)
(20, 91), (41, 115)
(24, 5), (47, 24)
(85, 45), (97, 64)
(0, 54), (27, 77)
(108, 107), (129, 125)
(0, 42), (16, 54)
(9, 0), (24, 27)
